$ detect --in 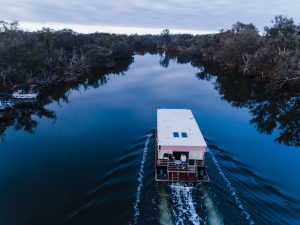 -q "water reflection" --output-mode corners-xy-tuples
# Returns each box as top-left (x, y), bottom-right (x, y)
(0, 53), (299, 225)
(0, 53), (299, 147)
(0, 57), (133, 141)
(196, 65), (300, 147)
(0, 100), (56, 140)
(159, 52), (300, 147)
